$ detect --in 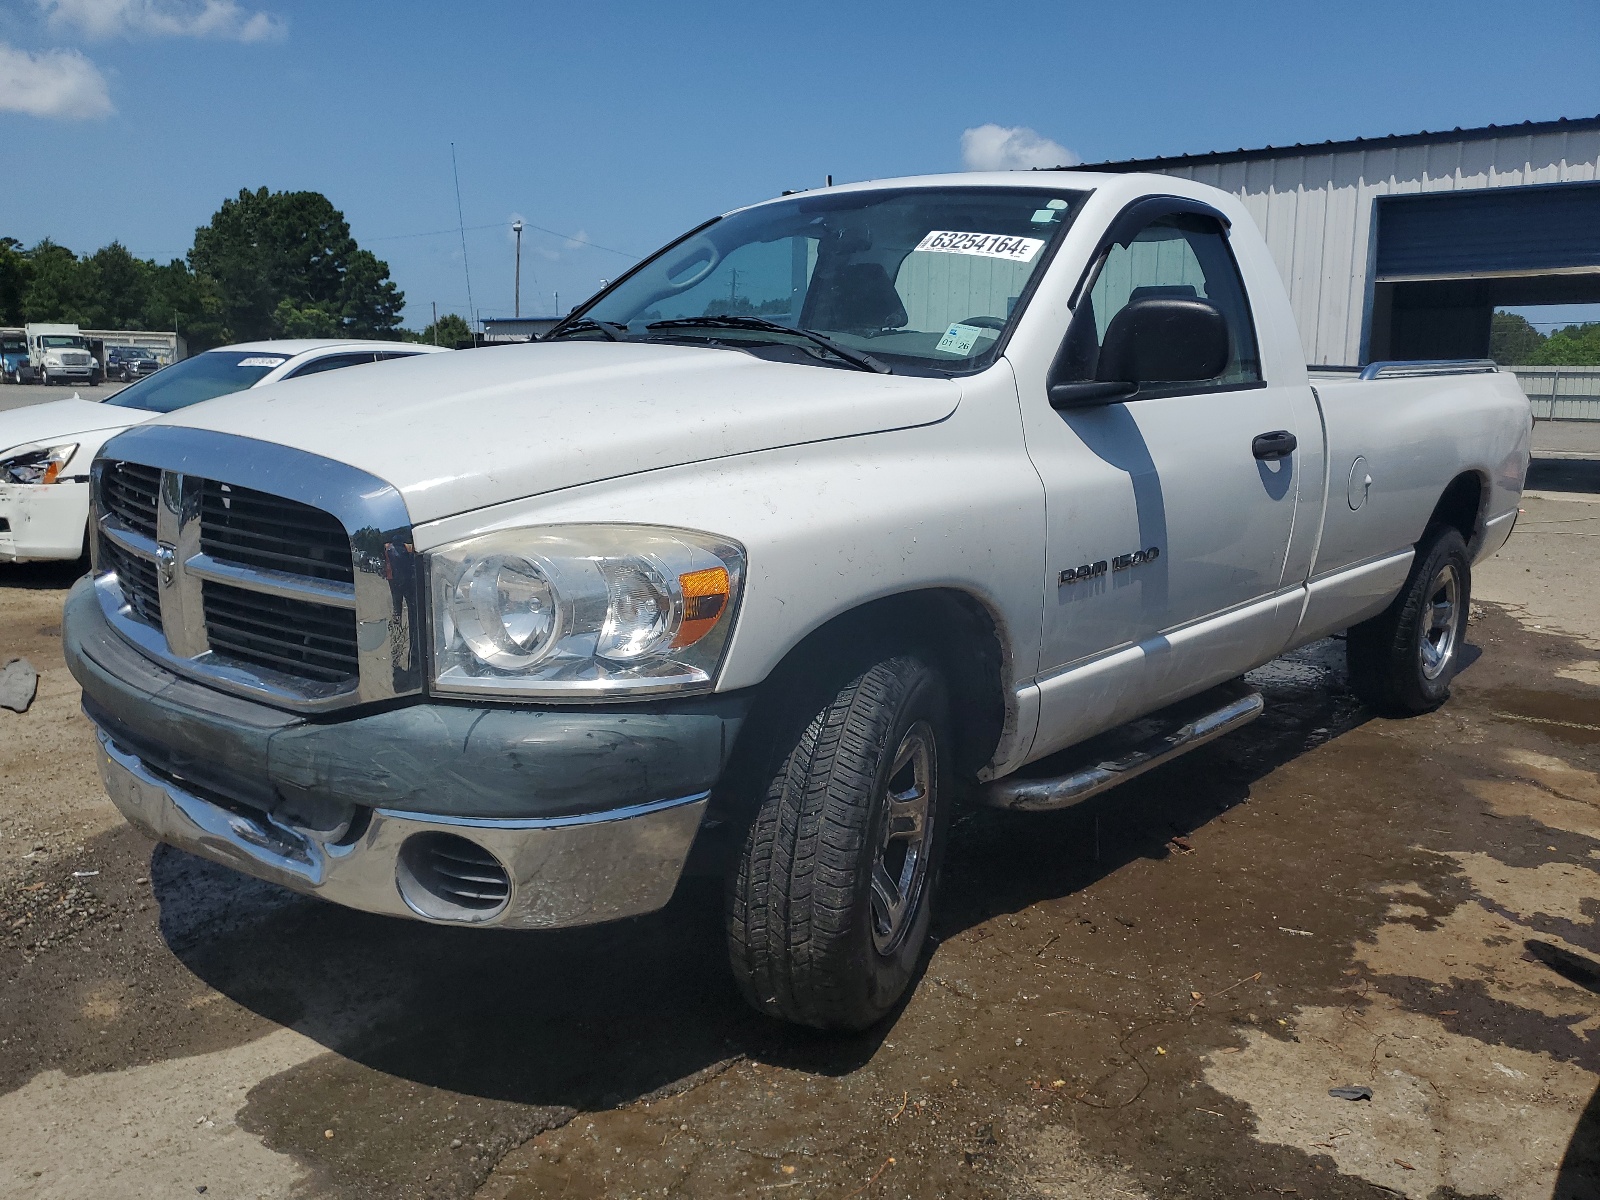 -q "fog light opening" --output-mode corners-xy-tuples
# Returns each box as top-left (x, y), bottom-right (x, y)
(396, 832), (511, 923)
